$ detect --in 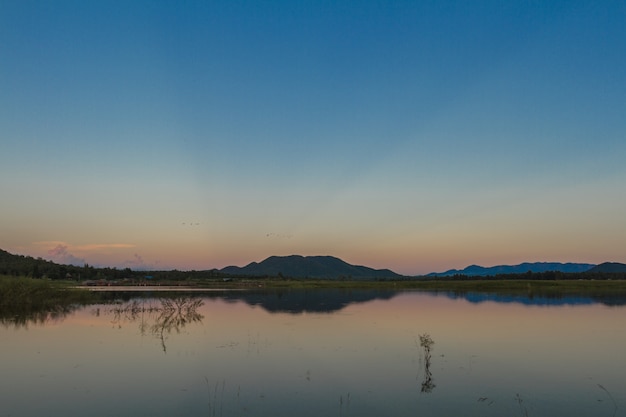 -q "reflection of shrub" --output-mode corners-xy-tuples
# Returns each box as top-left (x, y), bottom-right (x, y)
(418, 333), (436, 393)
(419, 333), (434, 354)
(108, 296), (205, 353)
